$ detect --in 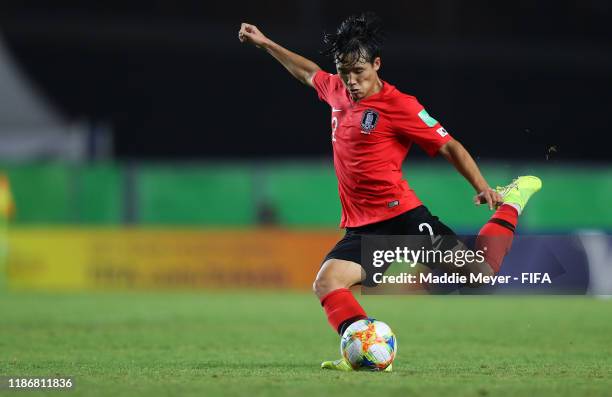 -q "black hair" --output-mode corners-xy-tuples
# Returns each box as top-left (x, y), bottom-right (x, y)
(322, 12), (385, 67)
